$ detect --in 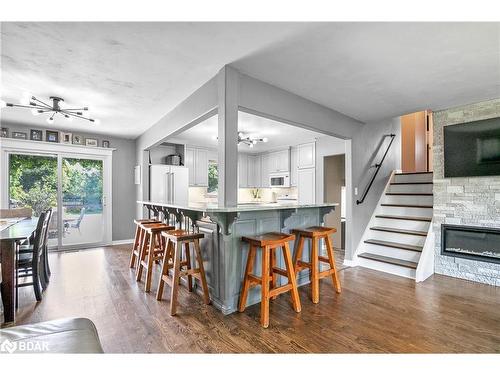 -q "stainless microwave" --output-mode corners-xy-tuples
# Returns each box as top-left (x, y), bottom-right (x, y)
(269, 172), (290, 188)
